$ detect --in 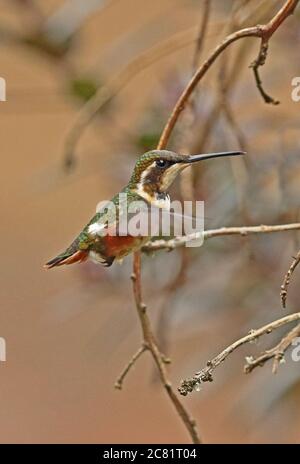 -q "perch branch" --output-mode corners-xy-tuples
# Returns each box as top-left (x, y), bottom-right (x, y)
(142, 223), (300, 252)
(131, 252), (201, 443)
(178, 312), (300, 396)
(157, 0), (299, 150)
(280, 250), (300, 308)
(155, 248), (189, 363)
